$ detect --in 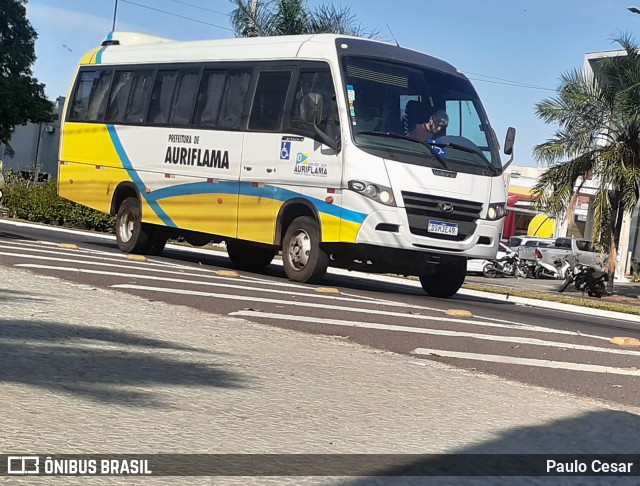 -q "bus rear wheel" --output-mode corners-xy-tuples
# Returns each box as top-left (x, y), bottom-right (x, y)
(282, 216), (328, 283)
(226, 240), (276, 271)
(419, 257), (466, 298)
(116, 197), (166, 255)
